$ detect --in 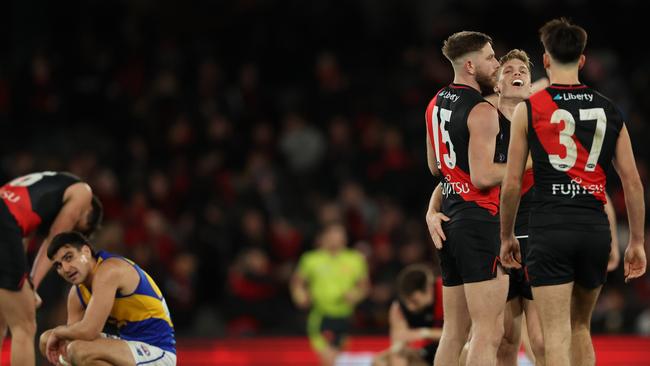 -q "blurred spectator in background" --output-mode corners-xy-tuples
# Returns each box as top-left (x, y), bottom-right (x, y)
(1, 3), (648, 357)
